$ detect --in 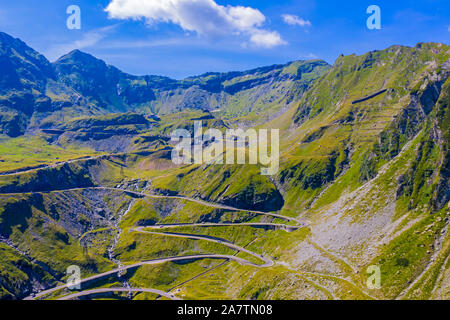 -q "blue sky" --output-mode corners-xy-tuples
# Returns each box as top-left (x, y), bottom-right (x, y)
(0, 0), (449, 79)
